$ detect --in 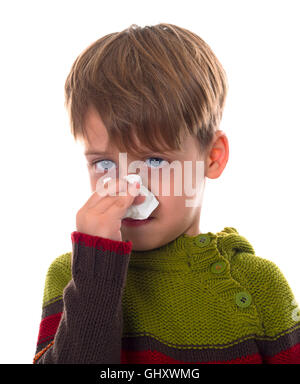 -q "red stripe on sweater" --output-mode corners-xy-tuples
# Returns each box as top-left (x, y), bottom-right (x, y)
(37, 310), (300, 364)
(121, 349), (263, 364)
(37, 312), (62, 345)
(263, 343), (300, 364)
(71, 231), (132, 254)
